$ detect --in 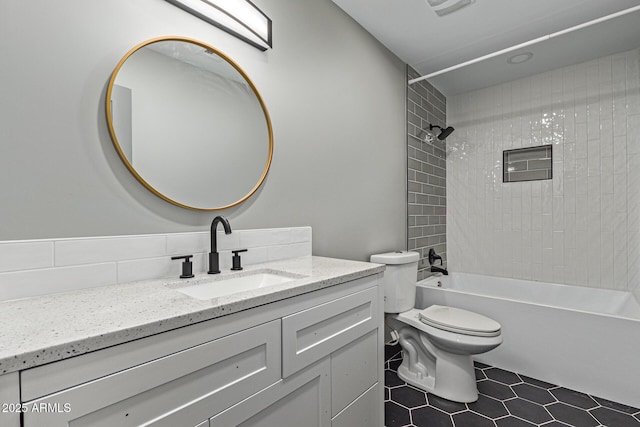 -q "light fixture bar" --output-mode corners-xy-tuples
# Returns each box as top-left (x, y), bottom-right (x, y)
(409, 4), (640, 85)
(426, 0), (475, 17)
(165, 0), (272, 51)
